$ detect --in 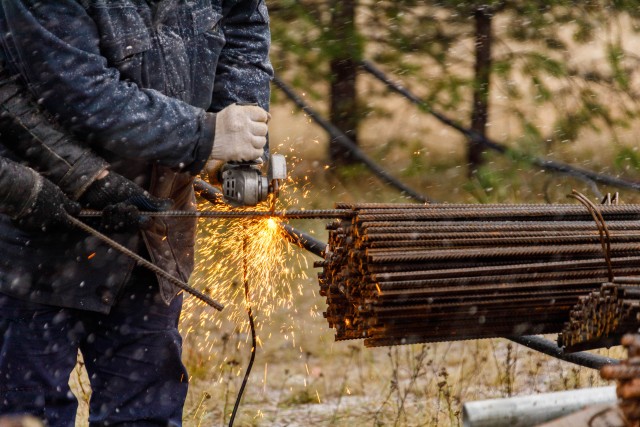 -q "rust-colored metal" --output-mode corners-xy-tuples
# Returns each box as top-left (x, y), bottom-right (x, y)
(319, 202), (640, 348)
(601, 334), (640, 426)
(559, 279), (640, 352)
